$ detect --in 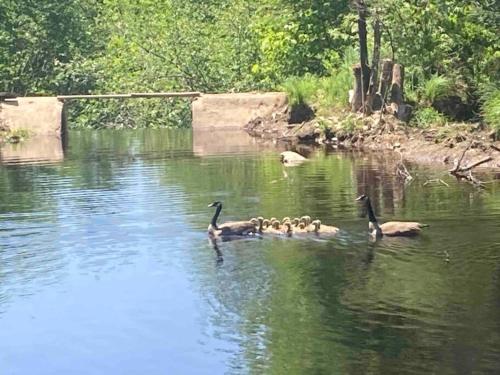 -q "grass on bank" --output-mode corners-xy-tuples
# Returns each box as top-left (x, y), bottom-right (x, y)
(280, 48), (356, 115)
(481, 87), (500, 135)
(281, 64), (499, 134)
